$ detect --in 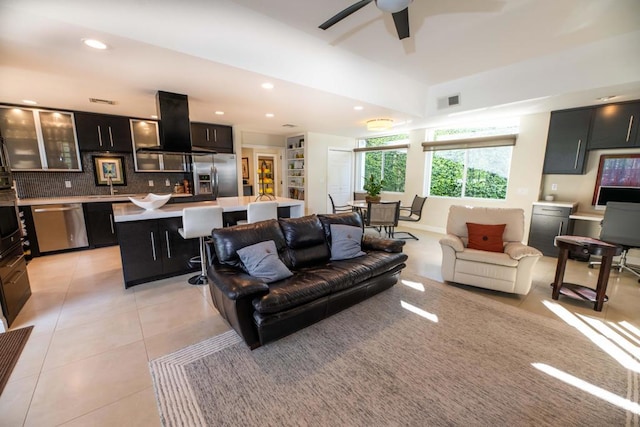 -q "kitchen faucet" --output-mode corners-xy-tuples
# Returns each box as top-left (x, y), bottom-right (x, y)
(107, 176), (117, 196)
